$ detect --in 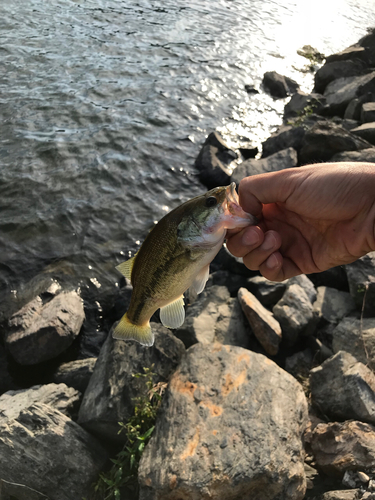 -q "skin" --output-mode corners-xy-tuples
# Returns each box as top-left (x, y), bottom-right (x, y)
(226, 162), (375, 282)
